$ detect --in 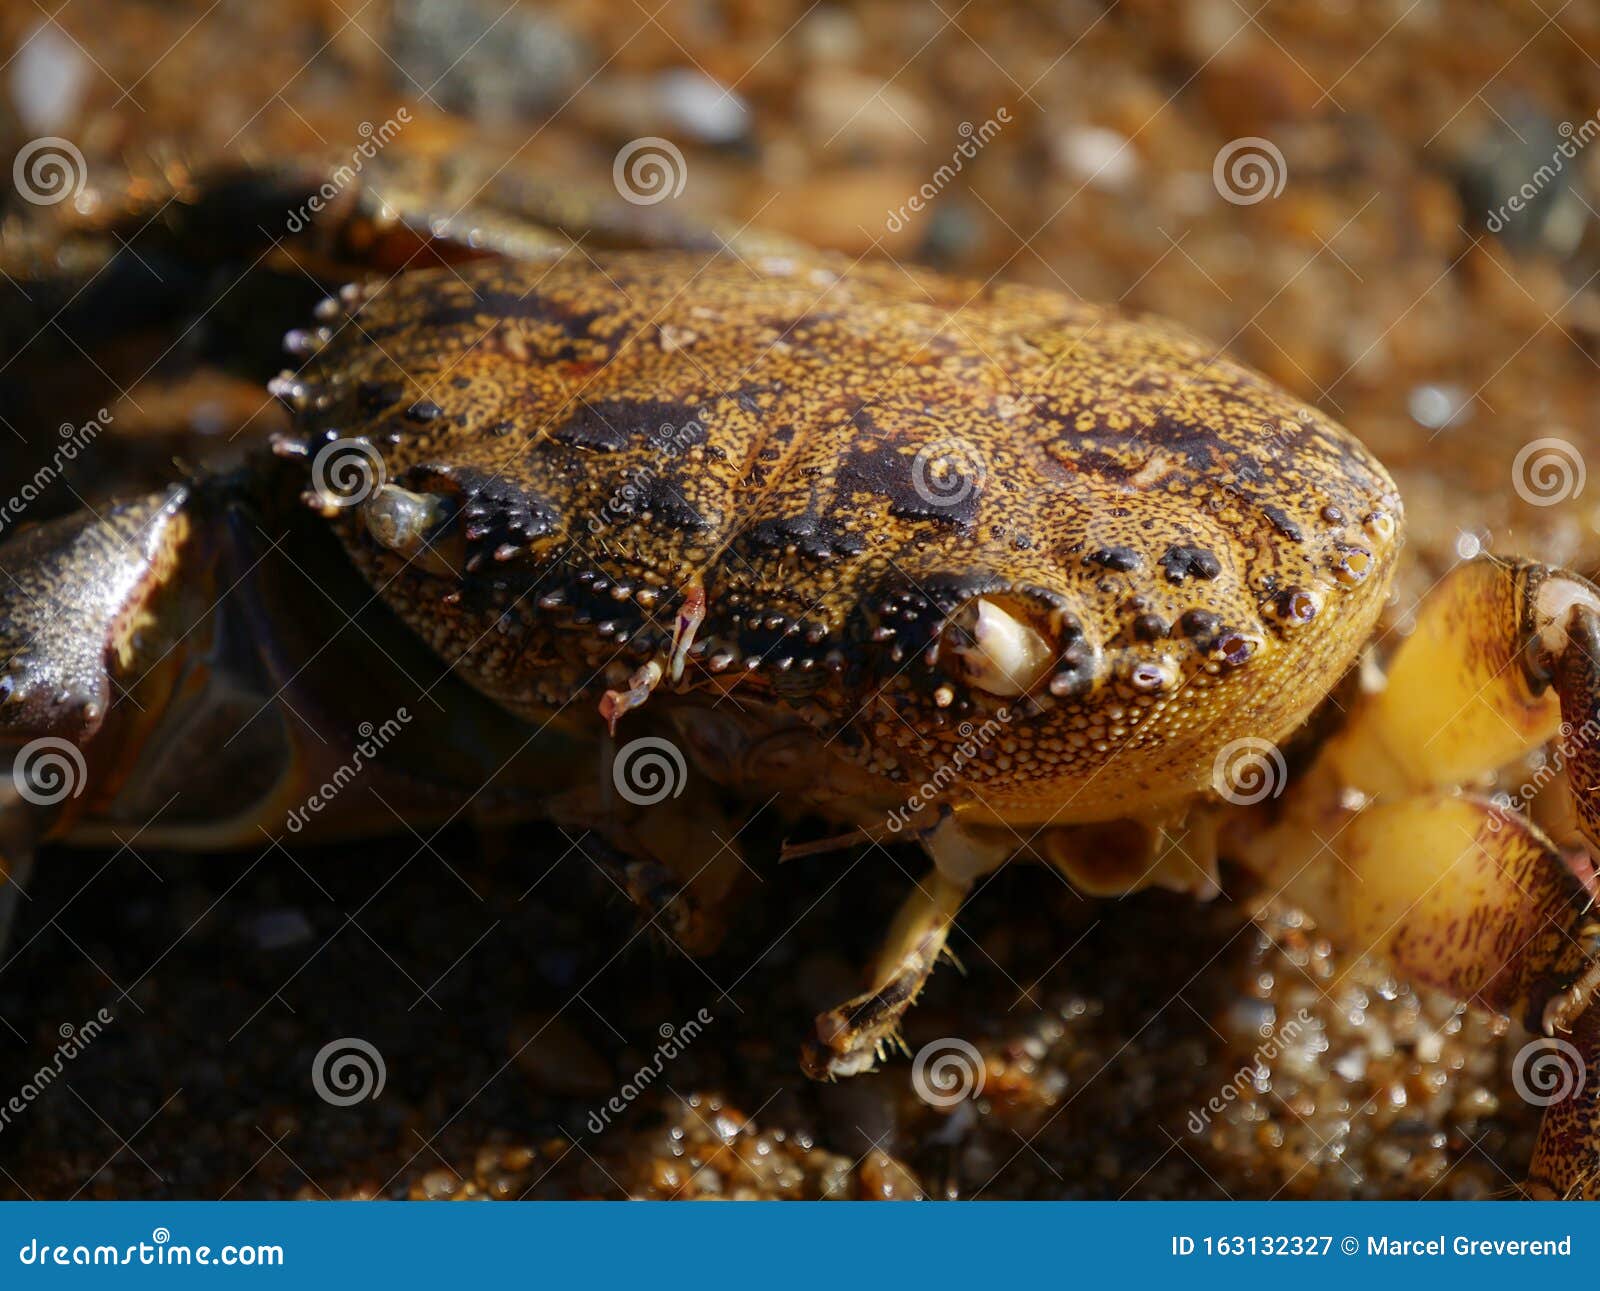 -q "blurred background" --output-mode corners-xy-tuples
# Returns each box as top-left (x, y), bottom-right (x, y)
(1, 0), (1598, 1199)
